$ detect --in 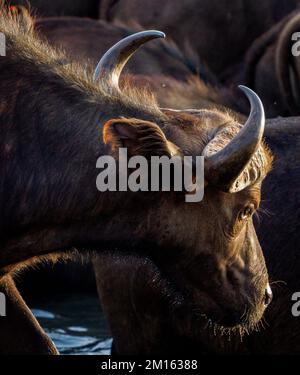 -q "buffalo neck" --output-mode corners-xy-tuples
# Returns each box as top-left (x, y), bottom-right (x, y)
(0, 54), (165, 269)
